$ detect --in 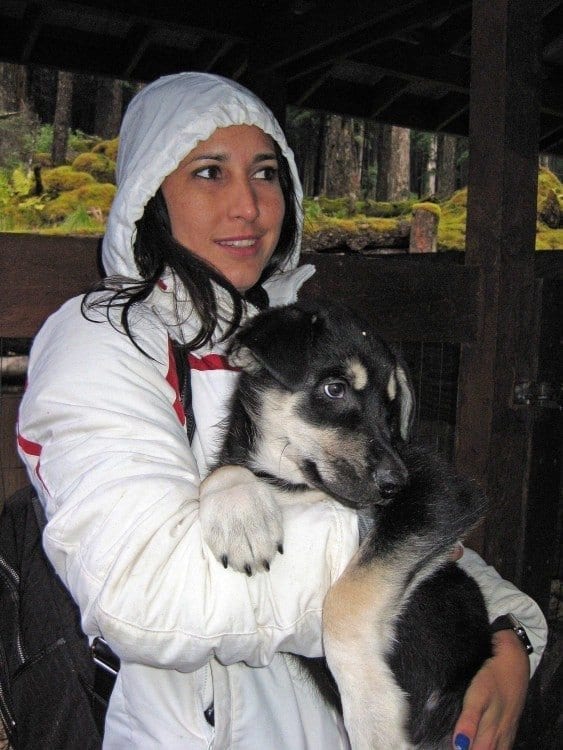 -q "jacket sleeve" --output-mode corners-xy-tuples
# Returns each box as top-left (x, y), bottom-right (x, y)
(17, 297), (359, 672)
(458, 547), (548, 675)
